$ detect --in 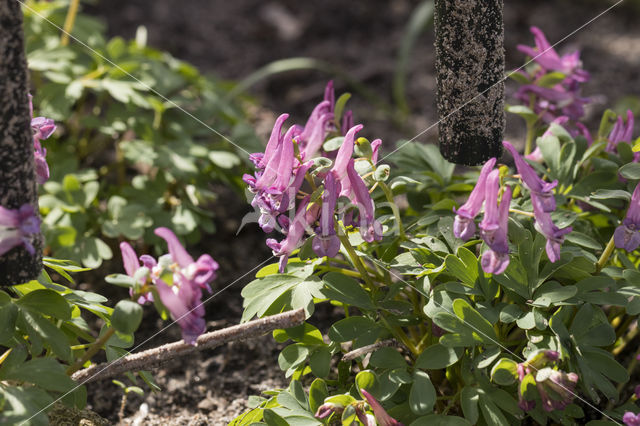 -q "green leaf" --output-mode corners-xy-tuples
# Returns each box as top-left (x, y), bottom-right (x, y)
(570, 304), (615, 347)
(590, 189), (631, 201)
(2, 358), (75, 392)
(460, 386), (480, 424)
(323, 136), (345, 152)
(532, 282), (578, 307)
(415, 344), (462, 369)
(308, 378), (328, 414)
(506, 105), (538, 124)
(20, 310), (72, 361)
(263, 409), (289, 426)
(322, 272), (374, 310)
(410, 415), (471, 426)
(491, 358), (519, 386)
(105, 273), (137, 288)
(0, 303), (18, 343)
(619, 162), (640, 180)
(334, 93), (351, 124)
(282, 323), (325, 345)
(309, 348), (332, 379)
(355, 370), (381, 399)
(278, 344), (310, 372)
(564, 232), (602, 250)
(598, 109), (618, 139)
(209, 150), (241, 169)
(409, 370), (436, 415)
(444, 247), (478, 286)
(475, 346), (501, 369)
(369, 347), (407, 370)
(111, 300), (143, 334)
(328, 317), (381, 343)
(452, 299), (498, 344)
(478, 394), (509, 425)
(16, 289), (71, 320)
(537, 72), (567, 87)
